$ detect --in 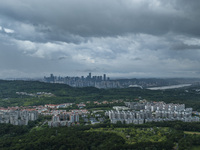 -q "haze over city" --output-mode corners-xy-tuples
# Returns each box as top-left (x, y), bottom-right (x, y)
(0, 0), (200, 79)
